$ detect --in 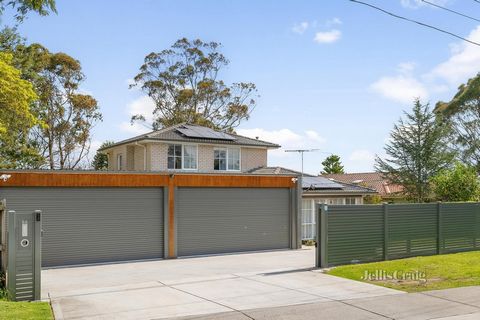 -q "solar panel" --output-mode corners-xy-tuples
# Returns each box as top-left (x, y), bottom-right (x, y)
(302, 176), (344, 189)
(176, 125), (236, 141)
